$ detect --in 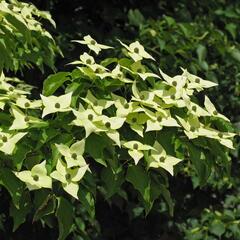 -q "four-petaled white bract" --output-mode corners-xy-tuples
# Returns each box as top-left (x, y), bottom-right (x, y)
(55, 139), (87, 168)
(147, 141), (182, 175)
(41, 92), (73, 117)
(50, 159), (89, 199)
(119, 40), (155, 62)
(14, 160), (52, 190)
(4, 36), (236, 201)
(72, 35), (113, 55)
